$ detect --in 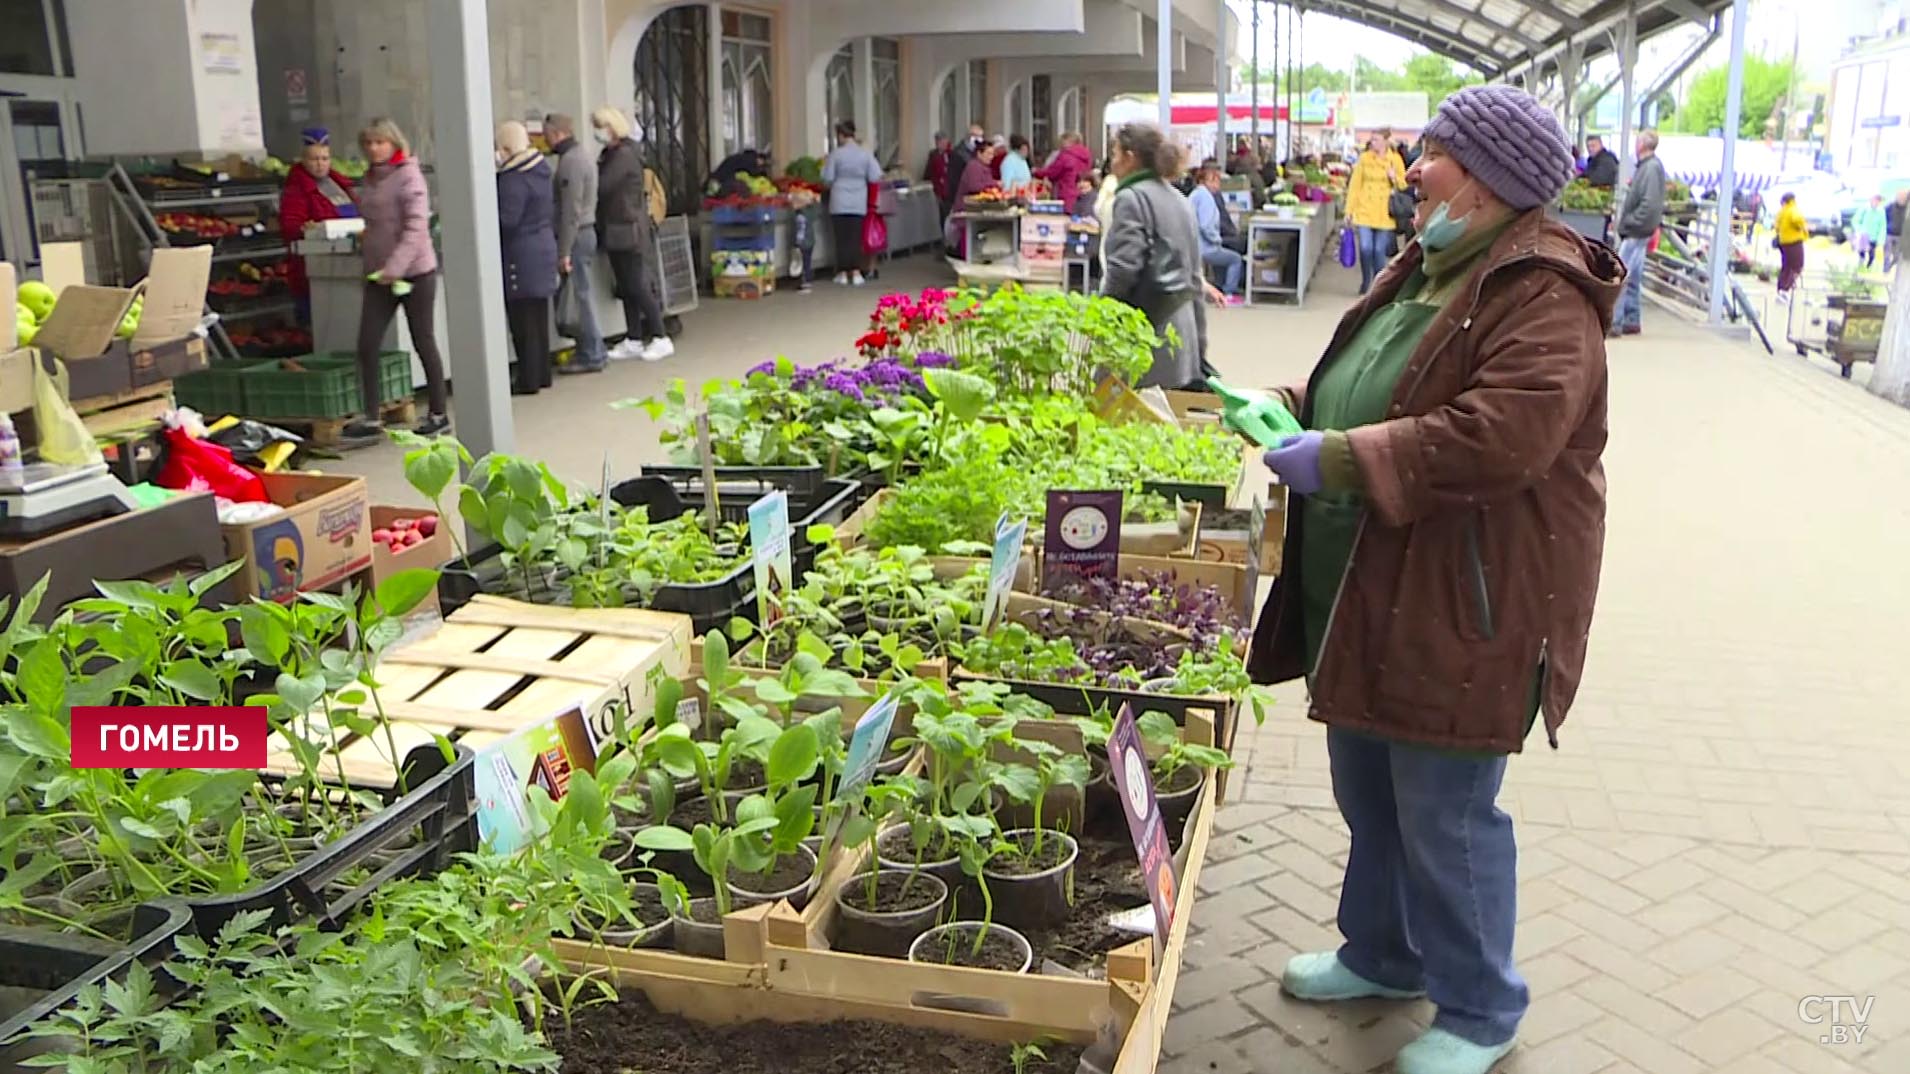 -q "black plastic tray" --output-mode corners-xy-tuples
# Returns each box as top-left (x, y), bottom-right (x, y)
(638, 464), (830, 503)
(0, 901), (191, 1060)
(1, 746), (474, 1063)
(188, 742), (476, 939)
(439, 476), (860, 636)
